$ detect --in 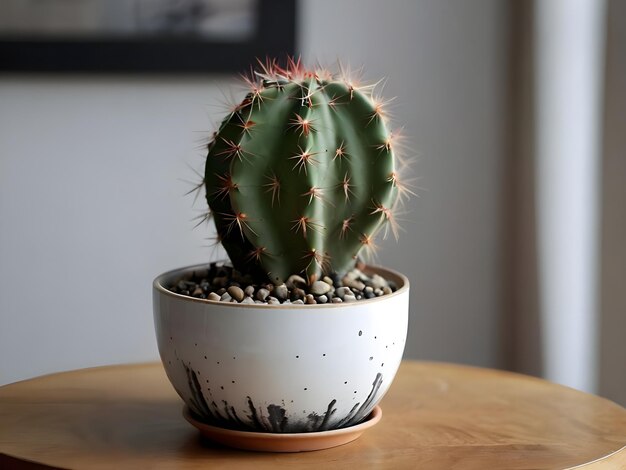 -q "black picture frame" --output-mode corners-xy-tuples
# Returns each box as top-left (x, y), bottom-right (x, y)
(0, 0), (296, 73)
